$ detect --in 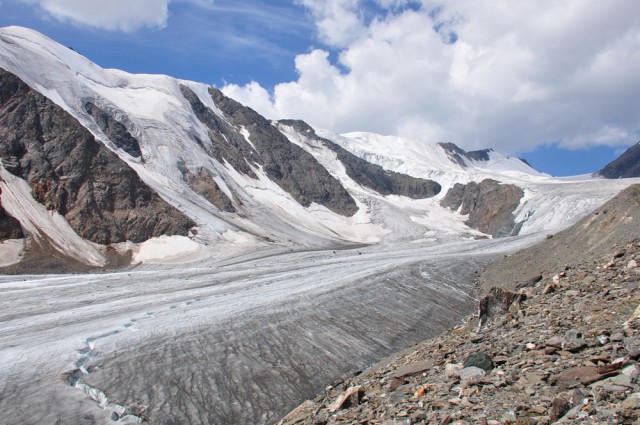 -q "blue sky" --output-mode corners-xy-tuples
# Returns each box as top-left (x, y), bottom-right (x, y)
(1, 0), (639, 176)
